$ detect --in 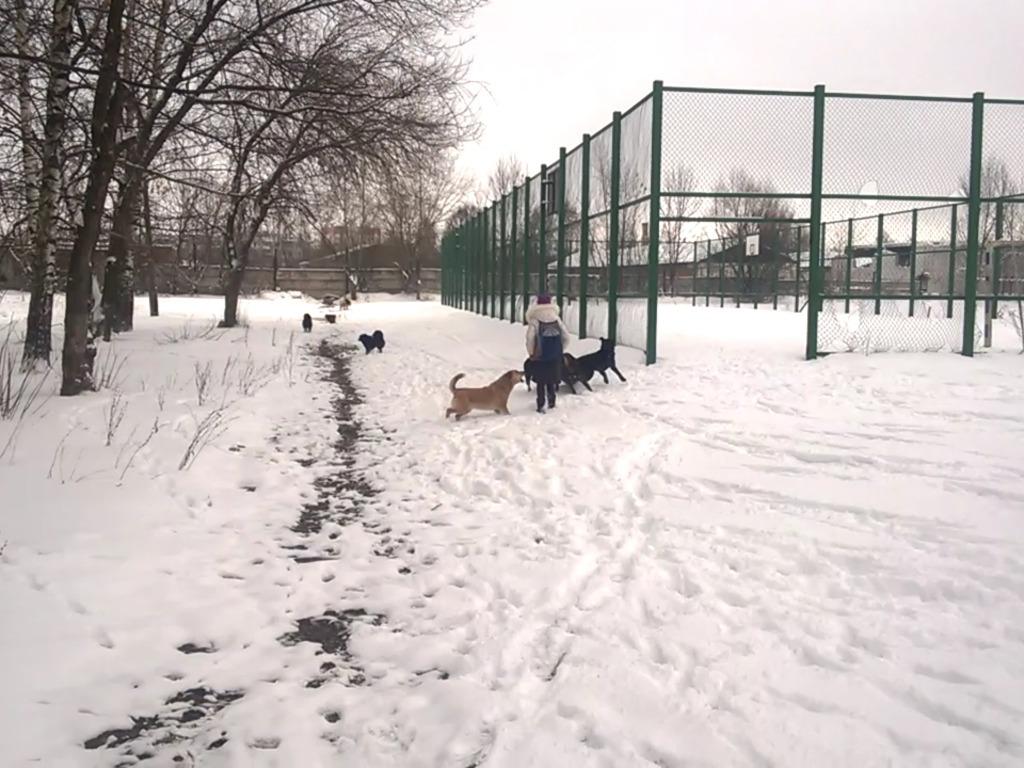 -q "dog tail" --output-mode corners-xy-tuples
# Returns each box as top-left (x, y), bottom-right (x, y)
(449, 373), (465, 393)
